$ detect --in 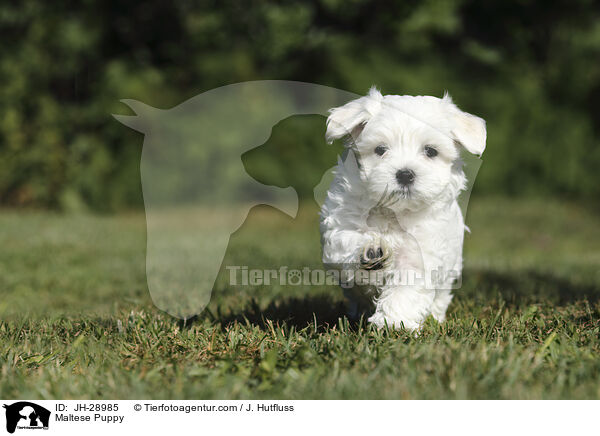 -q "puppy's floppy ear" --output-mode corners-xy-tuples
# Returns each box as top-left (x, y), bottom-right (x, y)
(443, 93), (487, 156)
(326, 87), (383, 144)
